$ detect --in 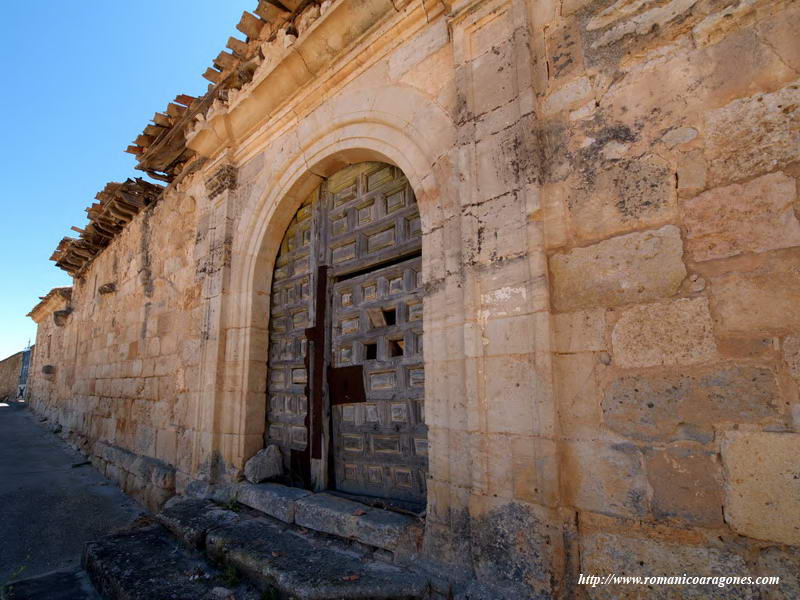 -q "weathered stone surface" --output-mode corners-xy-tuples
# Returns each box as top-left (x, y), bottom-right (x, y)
(611, 298), (717, 368)
(236, 482), (311, 523)
(705, 82), (800, 186)
(542, 76), (592, 115)
(682, 172), (800, 262)
(710, 250), (800, 335)
(603, 366), (784, 442)
(243, 445), (283, 484)
(294, 493), (422, 554)
(554, 353), (601, 439)
(22, 0), (800, 594)
(553, 309), (607, 352)
(2, 569), (100, 600)
(580, 531), (754, 600)
(568, 156), (677, 241)
(563, 440), (649, 517)
(84, 523), (260, 600)
(784, 335), (800, 381)
(646, 446), (724, 526)
(677, 149), (706, 195)
(206, 516), (427, 599)
(157, 497), (238, 549)
(721, 431), (800, 546)
(469, 497), (561, 598)
(757, 546), (800, 600)
(550, 225), (687, 310)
